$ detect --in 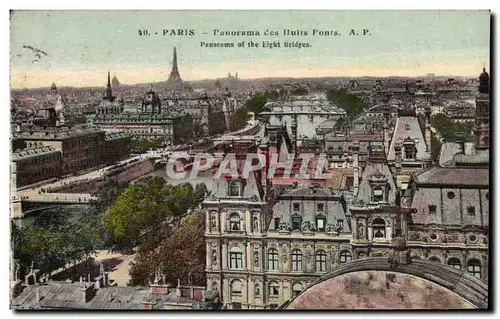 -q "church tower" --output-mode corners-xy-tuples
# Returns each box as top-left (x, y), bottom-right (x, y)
(103, 71), (116, 102)
(474, 67), (490, 150)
